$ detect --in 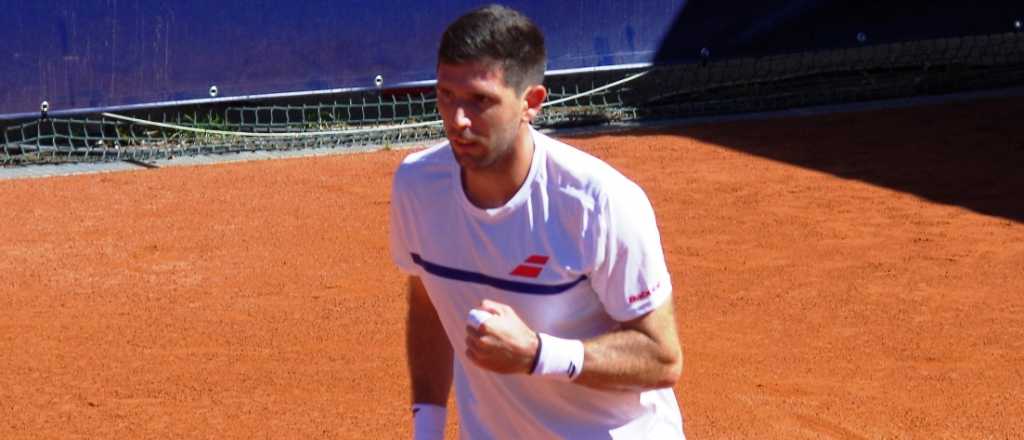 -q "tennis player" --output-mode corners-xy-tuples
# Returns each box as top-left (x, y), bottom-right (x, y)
(390, 4), (685, 439)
